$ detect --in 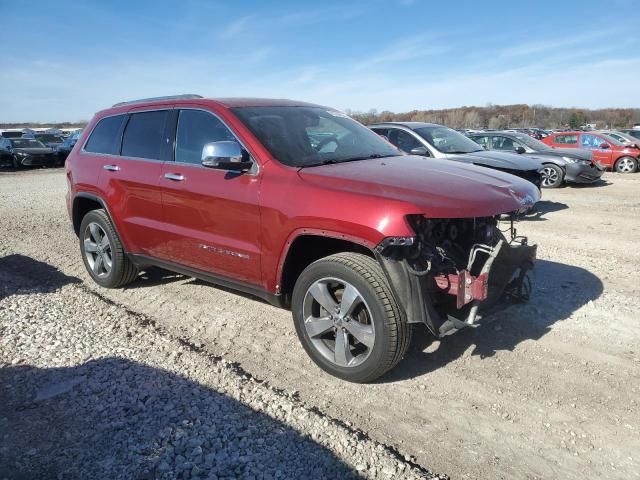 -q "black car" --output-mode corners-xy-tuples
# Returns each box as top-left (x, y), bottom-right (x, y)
(34, 133), (64, 149)
(0, 137), (57, 169)
(55, 131), (81, 163)
(467, 131), (604, 188)
(369, 122), (544, 190)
